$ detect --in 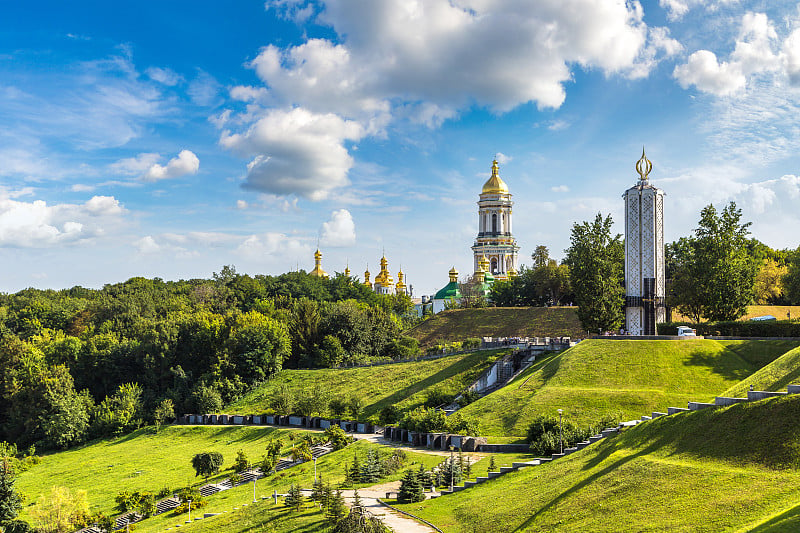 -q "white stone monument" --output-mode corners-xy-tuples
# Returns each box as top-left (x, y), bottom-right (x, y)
(624, 149), (666, 335)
